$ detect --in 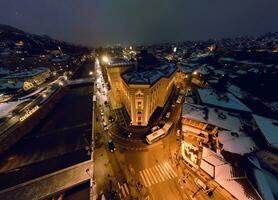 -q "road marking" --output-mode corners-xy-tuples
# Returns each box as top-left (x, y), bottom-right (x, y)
(142, 170), (152, 186)
(164, 162), (176, 178)
(123, 183), (129, 195)
(145, 168), (155, 185)
(139, 171), (148, 187)
(158, 164), (170, 180)
(139, 162), (178, 187)
(148, 167), (159, 184)
(155, 165), (165, 181)
(165, 162), (177, 177)
(152, 166), (162, 182)
(121, 185), (127, 198)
